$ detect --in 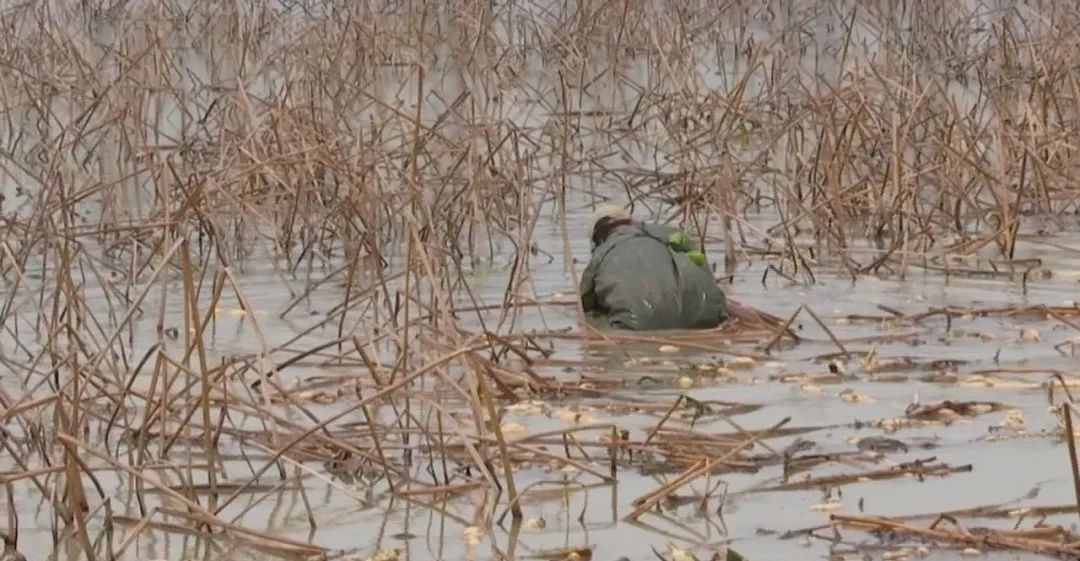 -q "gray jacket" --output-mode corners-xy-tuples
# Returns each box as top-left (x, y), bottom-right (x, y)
(580, 223), (728, 331)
